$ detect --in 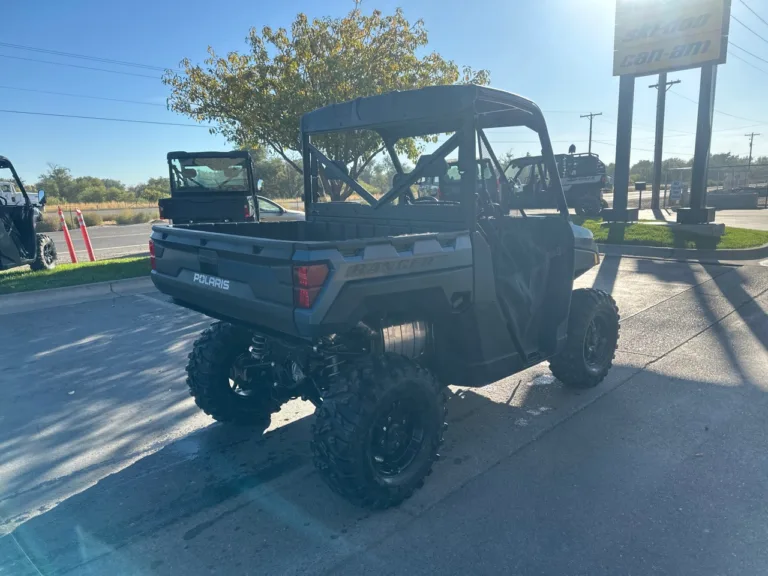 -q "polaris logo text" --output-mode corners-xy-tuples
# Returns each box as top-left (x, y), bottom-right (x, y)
(193, 273), (230, 291)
